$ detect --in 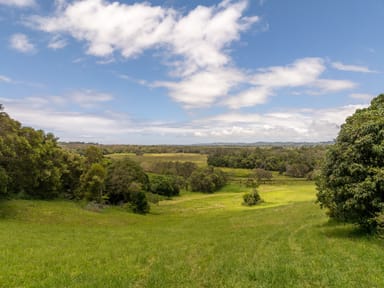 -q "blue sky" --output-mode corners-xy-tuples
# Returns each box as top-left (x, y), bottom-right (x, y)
(0, 0), (383, 144)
